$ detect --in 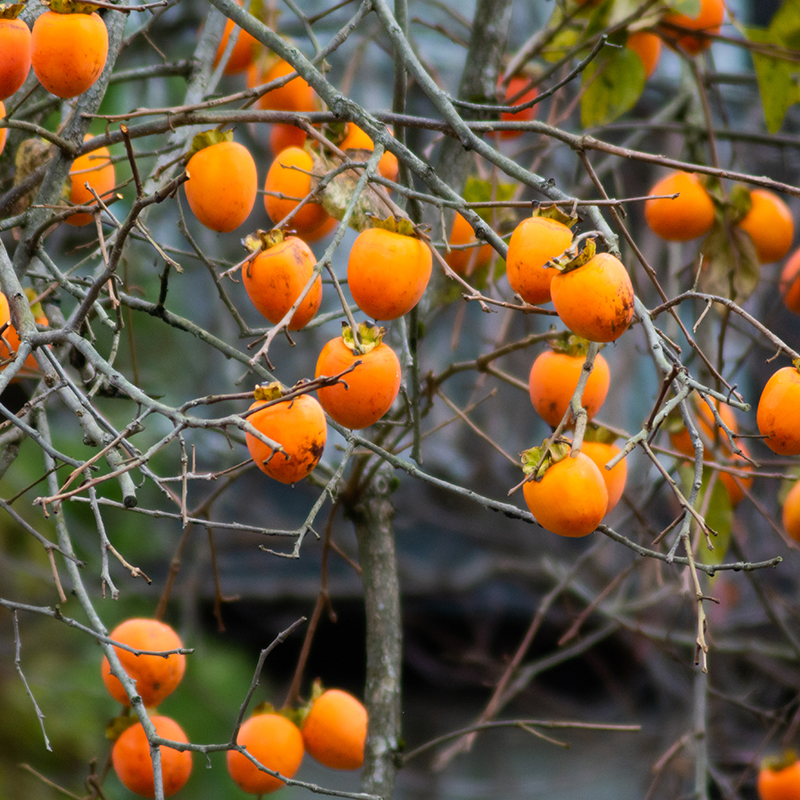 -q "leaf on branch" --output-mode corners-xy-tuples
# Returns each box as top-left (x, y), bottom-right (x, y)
(697, 222), (760, 303)
(679, 466), (732, 570)
(580, 44), (646, 128)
